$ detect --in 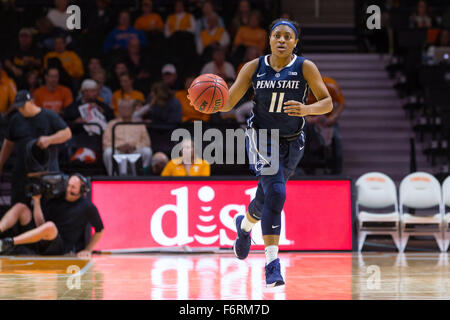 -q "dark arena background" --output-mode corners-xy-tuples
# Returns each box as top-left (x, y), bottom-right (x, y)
(0, 0), (450, 305)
